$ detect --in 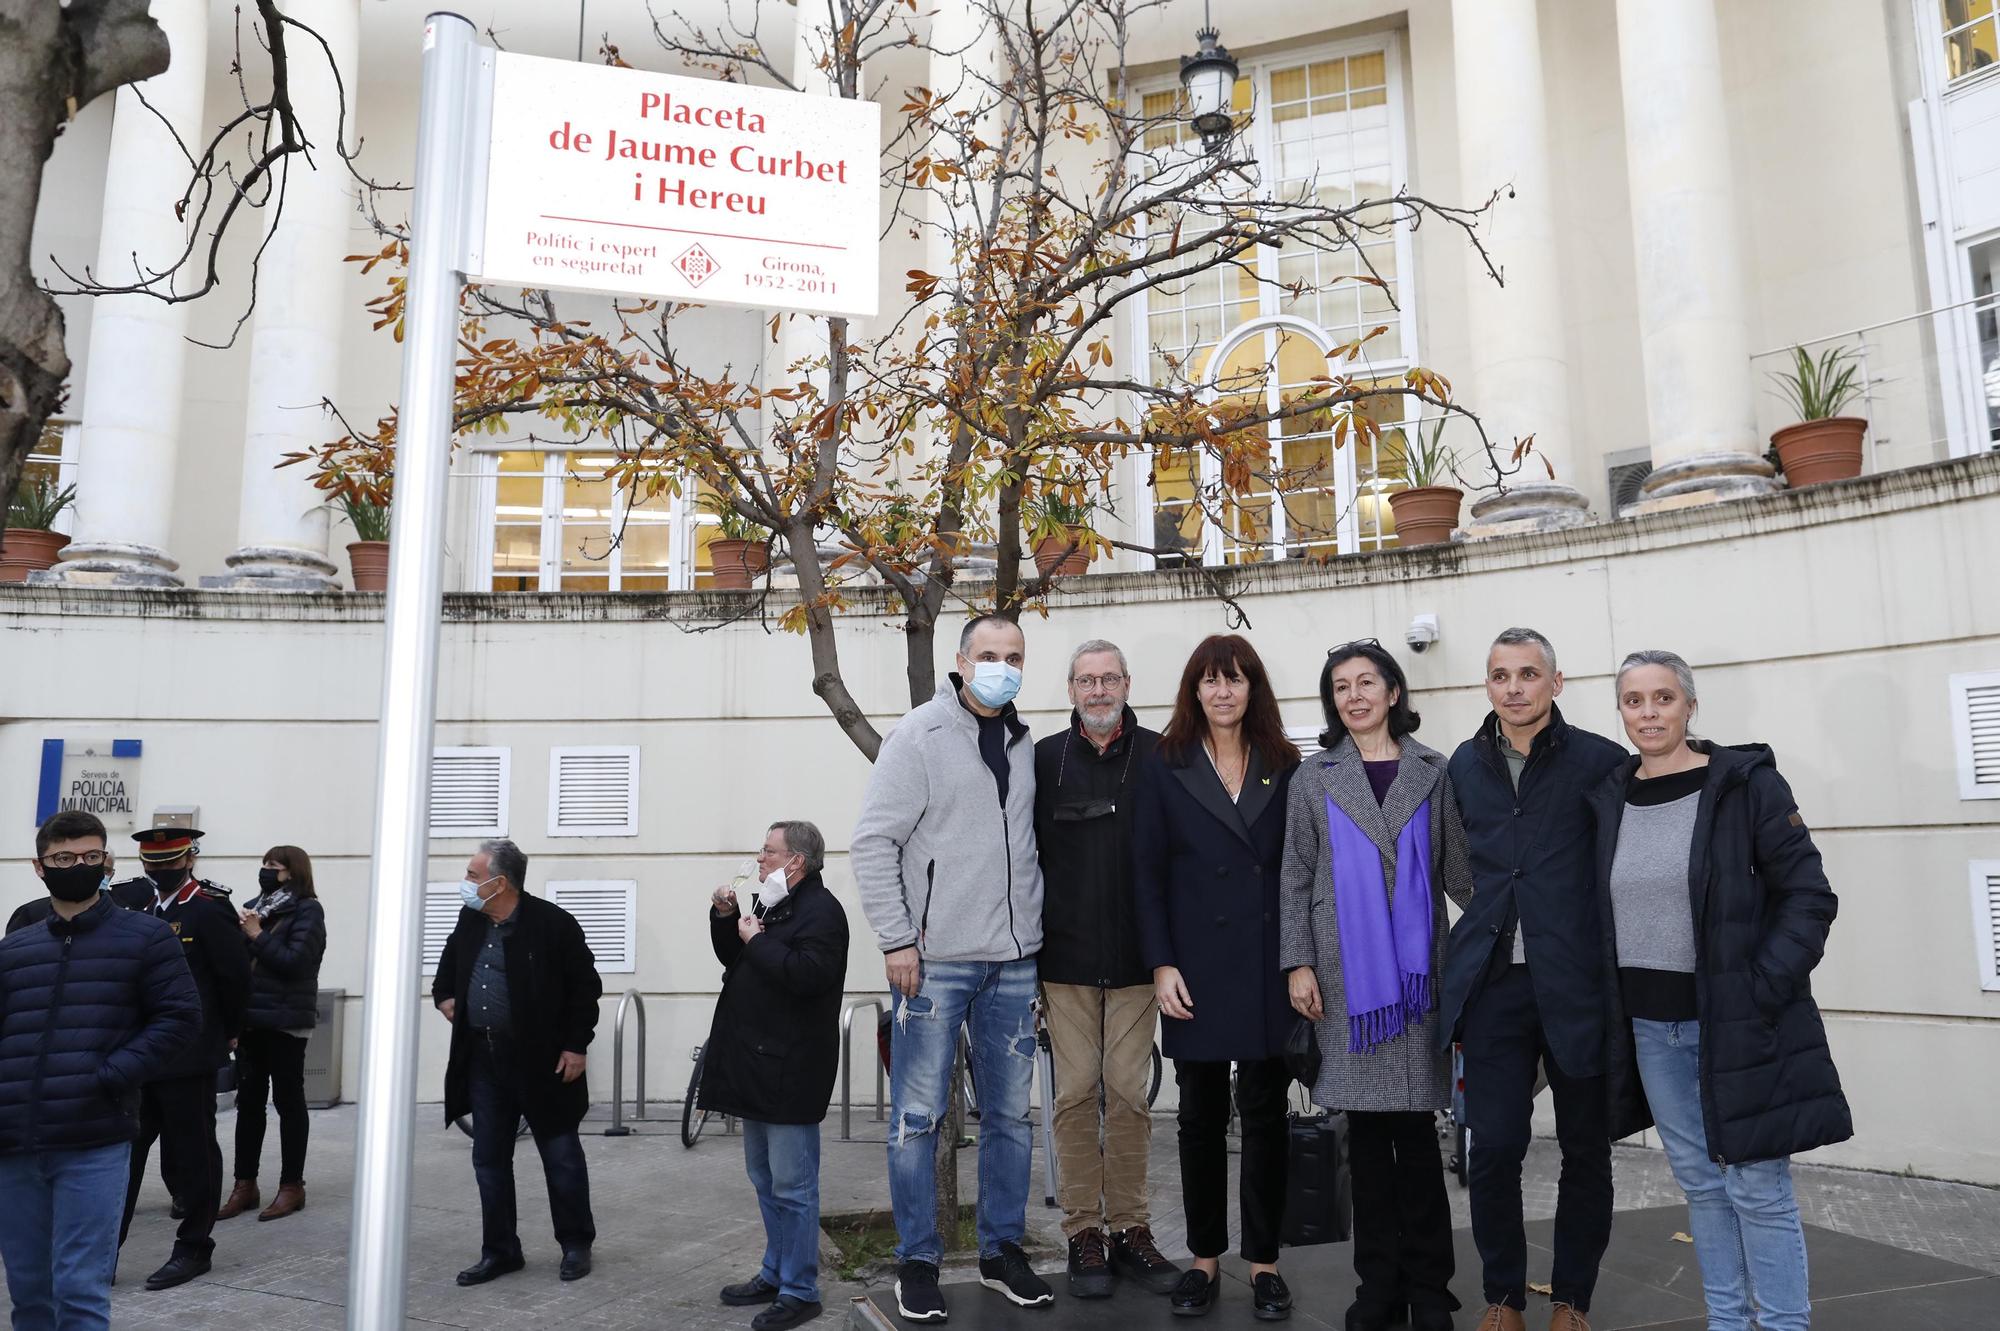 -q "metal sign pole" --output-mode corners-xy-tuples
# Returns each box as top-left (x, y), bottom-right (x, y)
(346, 11), (480, 1326)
